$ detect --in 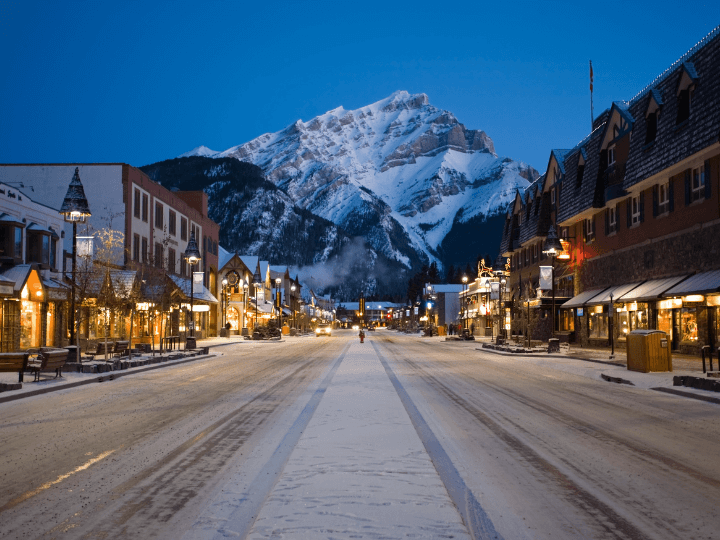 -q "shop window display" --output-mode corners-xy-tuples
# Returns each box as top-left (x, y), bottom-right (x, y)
(681, 307), (698, 342)
(618, 303), (649, 338)
(589, 306), (608, 339)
